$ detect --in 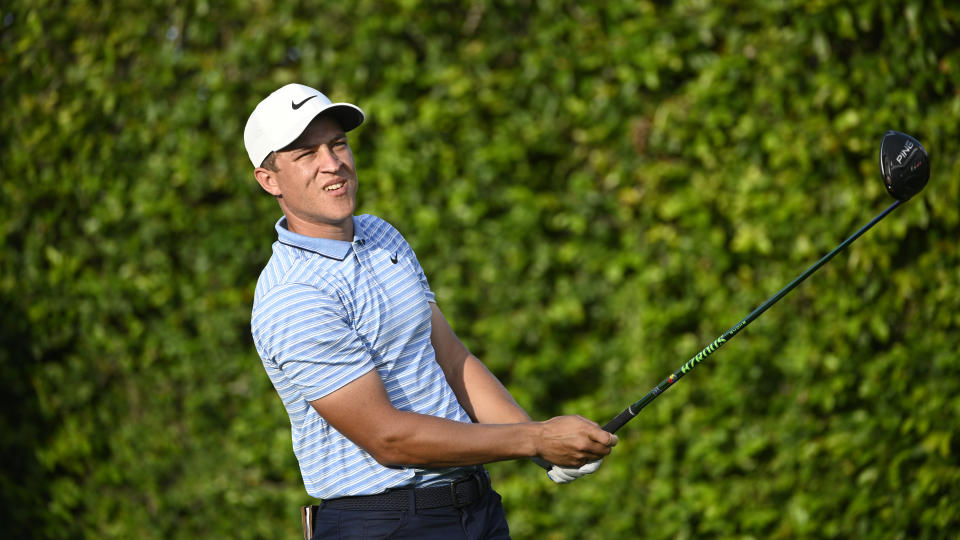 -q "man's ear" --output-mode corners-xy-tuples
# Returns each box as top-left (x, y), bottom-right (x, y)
(254, 167), (282, 198)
